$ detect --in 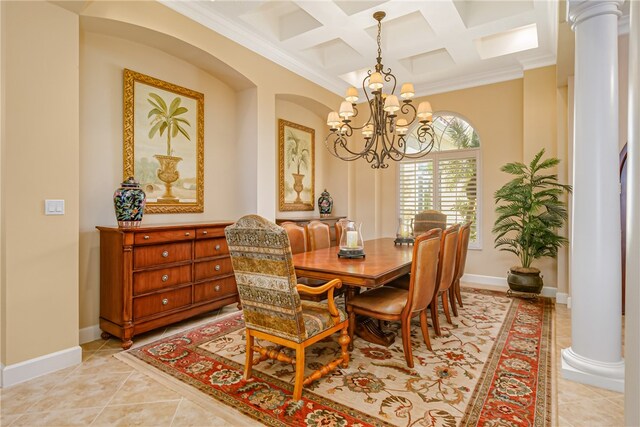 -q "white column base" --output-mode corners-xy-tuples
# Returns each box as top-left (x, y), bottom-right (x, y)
(561, 347), (624, 392)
